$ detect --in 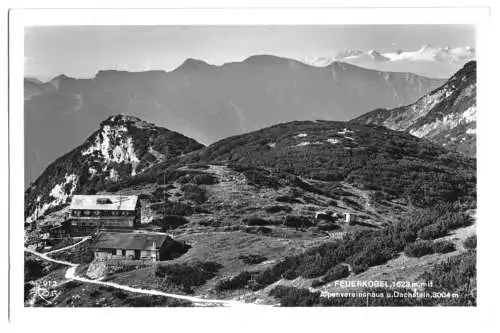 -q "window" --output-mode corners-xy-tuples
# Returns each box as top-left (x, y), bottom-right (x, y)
(97, 198), (113, 205)
(112, 249), (116, 255)
(84, 210), (91, 216)
(121, 249), (126, 256)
